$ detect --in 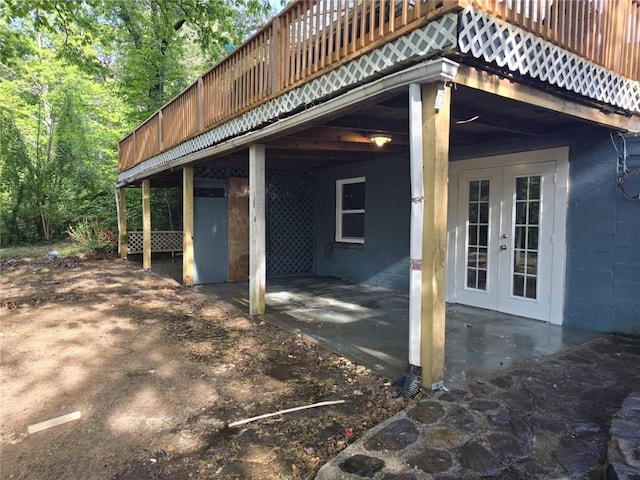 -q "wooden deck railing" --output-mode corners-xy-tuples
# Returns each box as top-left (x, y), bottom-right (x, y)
(119, 0), (640, 173)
